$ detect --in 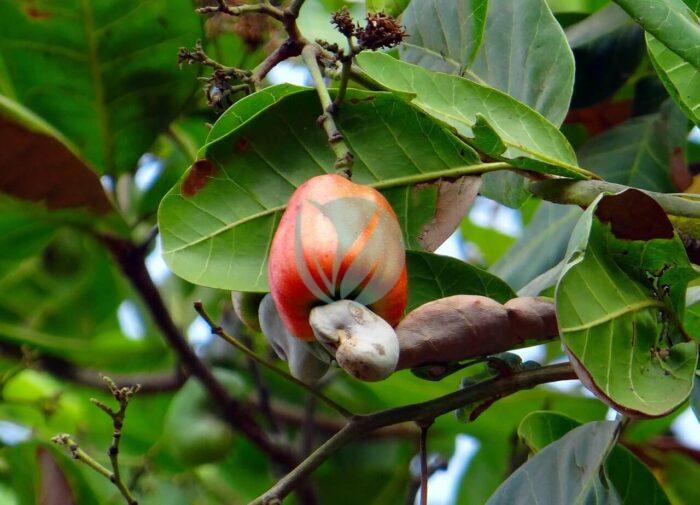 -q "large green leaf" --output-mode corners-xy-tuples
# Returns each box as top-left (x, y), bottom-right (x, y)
(400, 0), (488, 76)
(647, 33), (700, 124)
(0, 0), (201, 174)
(612, 0), (700, 69)
(159, 85), (486, 291)
(576, 101), (690, 192)
(406, 251), (515, 312)
(357, 53), (589, 179)
(402, 0), (573, 127)
(556, 190), (698, 417)
(491, 203), (583, 290)
(518, 411), (670, 505)
(486, 420), (621, 504)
